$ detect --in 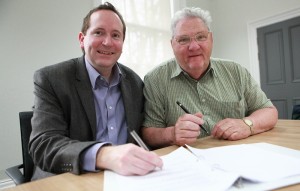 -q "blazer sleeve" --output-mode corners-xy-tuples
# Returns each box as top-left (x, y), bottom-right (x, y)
(29, 61), (98, 175)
